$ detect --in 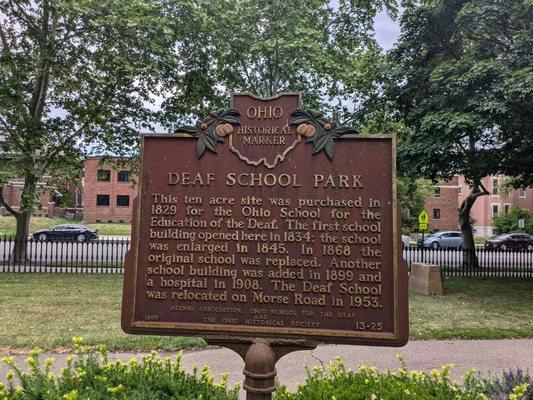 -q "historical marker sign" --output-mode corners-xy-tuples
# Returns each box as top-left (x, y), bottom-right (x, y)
(122, 93), (408, 347)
